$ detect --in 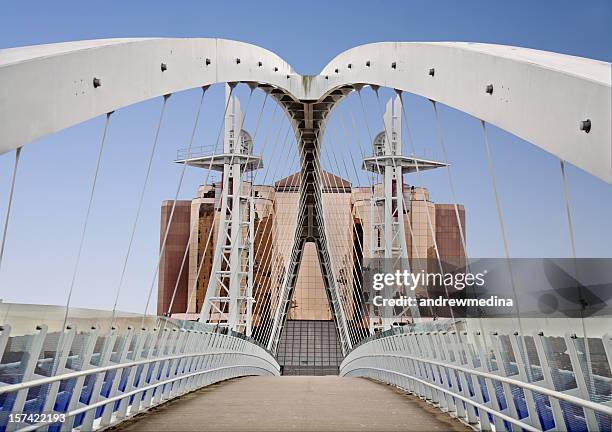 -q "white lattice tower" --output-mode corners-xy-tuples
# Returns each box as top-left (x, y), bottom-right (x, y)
(363, 96), (446, 332)
(195, 85), (261, 335)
